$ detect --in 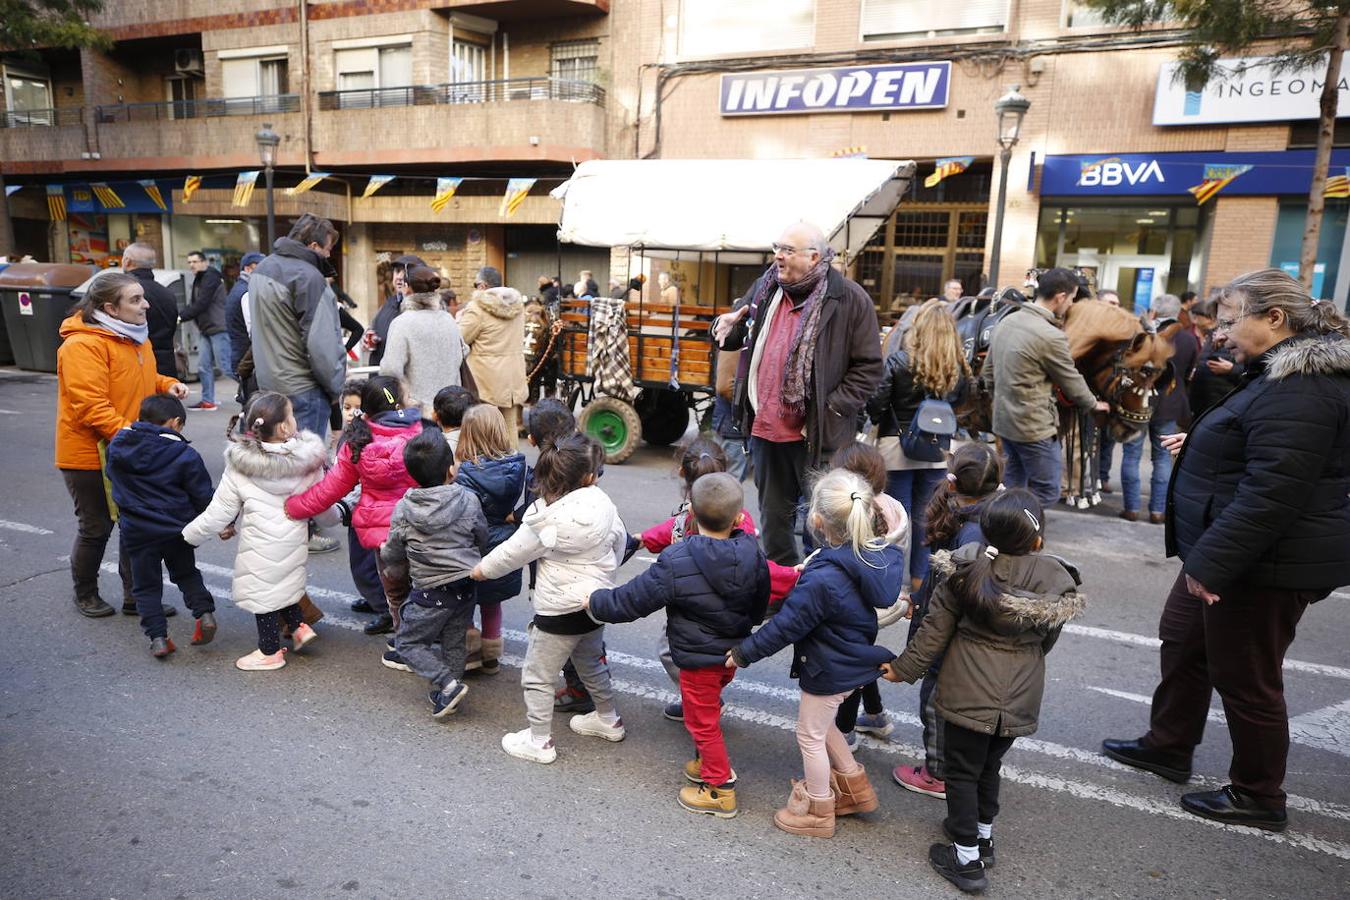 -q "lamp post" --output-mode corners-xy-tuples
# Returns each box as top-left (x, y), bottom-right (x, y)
(987, 85), (1030, 291)
(255, 123), (280, 249)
